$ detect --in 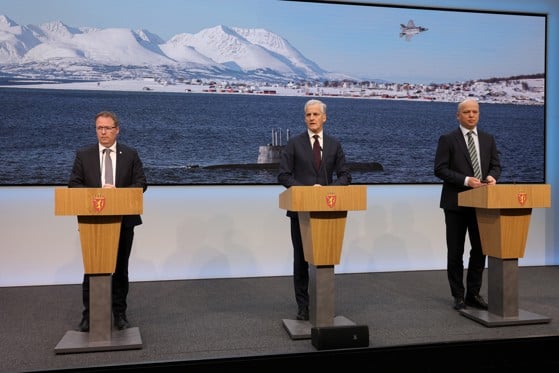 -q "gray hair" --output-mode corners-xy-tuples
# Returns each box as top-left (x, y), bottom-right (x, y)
(457, 97), (479, 111)
(304, 99), (327, 114)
